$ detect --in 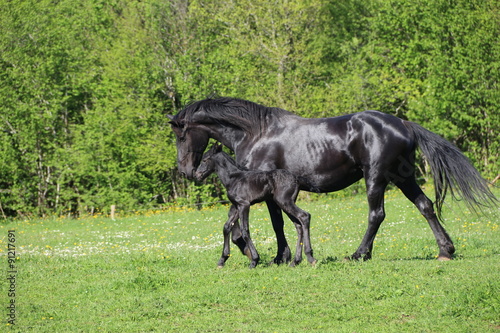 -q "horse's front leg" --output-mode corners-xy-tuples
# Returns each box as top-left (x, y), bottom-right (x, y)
(218, 205), (239, 268)
(266, 200), (291, 265)
(237, 203), (260, 268)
